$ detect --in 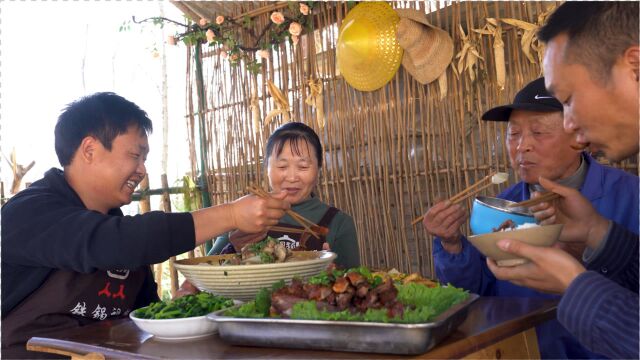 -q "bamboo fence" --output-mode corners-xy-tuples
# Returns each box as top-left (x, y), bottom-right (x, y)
(180, 1), (638, 278)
